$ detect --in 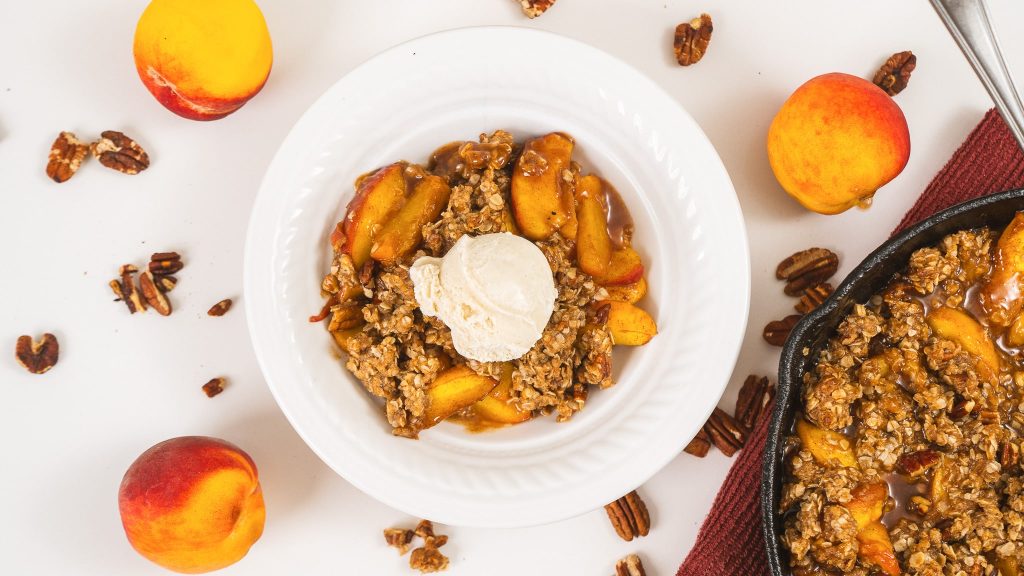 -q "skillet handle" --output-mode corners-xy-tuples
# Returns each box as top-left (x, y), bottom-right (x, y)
(930, 0), (1024, 151)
